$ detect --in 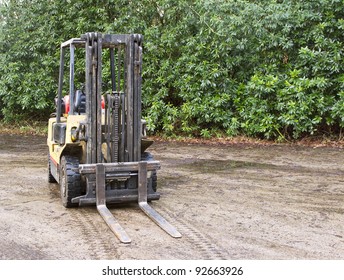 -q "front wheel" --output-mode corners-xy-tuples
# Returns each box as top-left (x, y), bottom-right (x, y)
(59, 156), (81, 208)
(151, 170), (157, 192)
(141, 152), (158, 192)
